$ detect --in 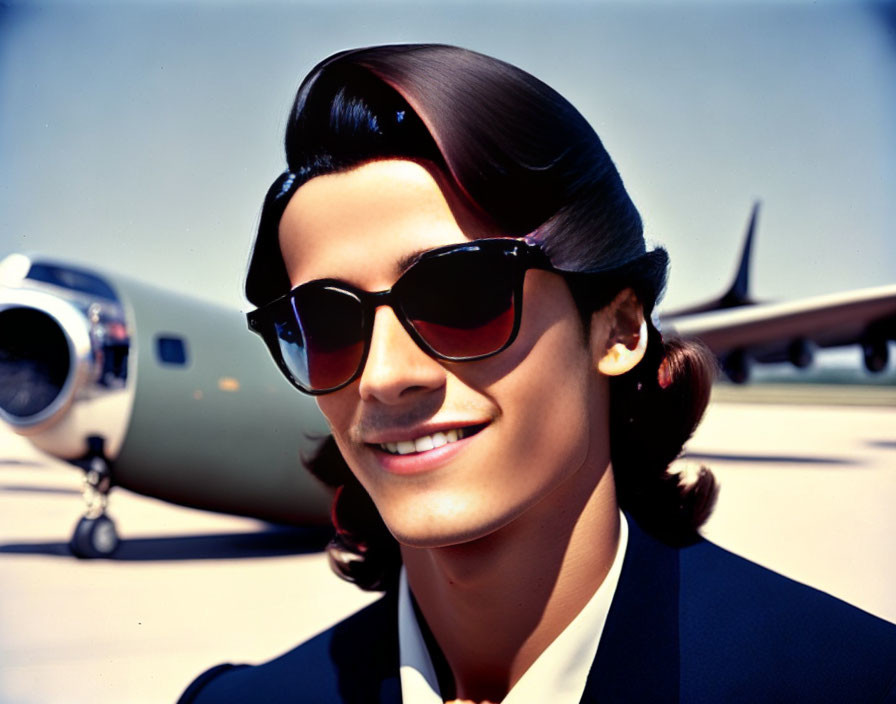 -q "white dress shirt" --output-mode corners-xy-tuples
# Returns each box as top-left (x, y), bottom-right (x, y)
(398, 512), (629, 703)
